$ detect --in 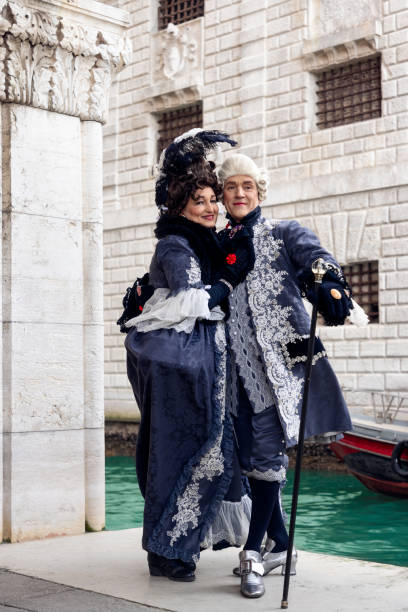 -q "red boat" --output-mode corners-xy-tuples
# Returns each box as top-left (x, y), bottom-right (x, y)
(330, 393), (408, 498)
